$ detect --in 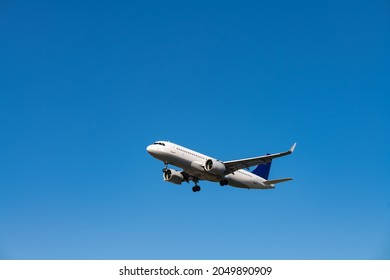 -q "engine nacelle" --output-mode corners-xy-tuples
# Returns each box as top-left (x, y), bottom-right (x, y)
(163, 169), (184, 185)
(204, 159), (226, 175)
